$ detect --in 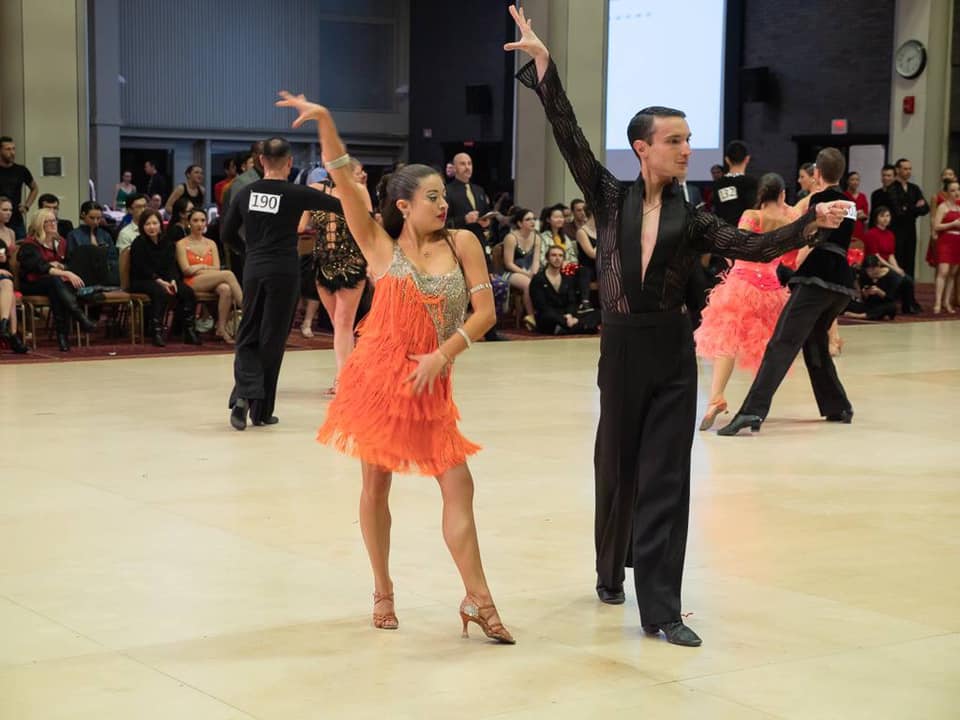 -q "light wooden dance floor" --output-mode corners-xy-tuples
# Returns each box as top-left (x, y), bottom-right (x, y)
(2, 321), (959, 719)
